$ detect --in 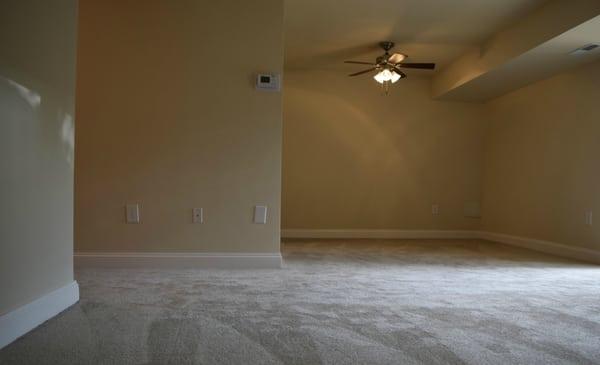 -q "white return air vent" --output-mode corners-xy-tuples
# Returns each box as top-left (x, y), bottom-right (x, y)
(569, 44), (599, 56)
